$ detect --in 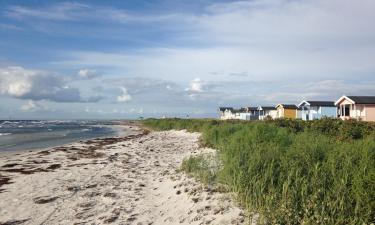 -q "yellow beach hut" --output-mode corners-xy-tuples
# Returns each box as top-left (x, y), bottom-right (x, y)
(276, 104), (299, 119)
